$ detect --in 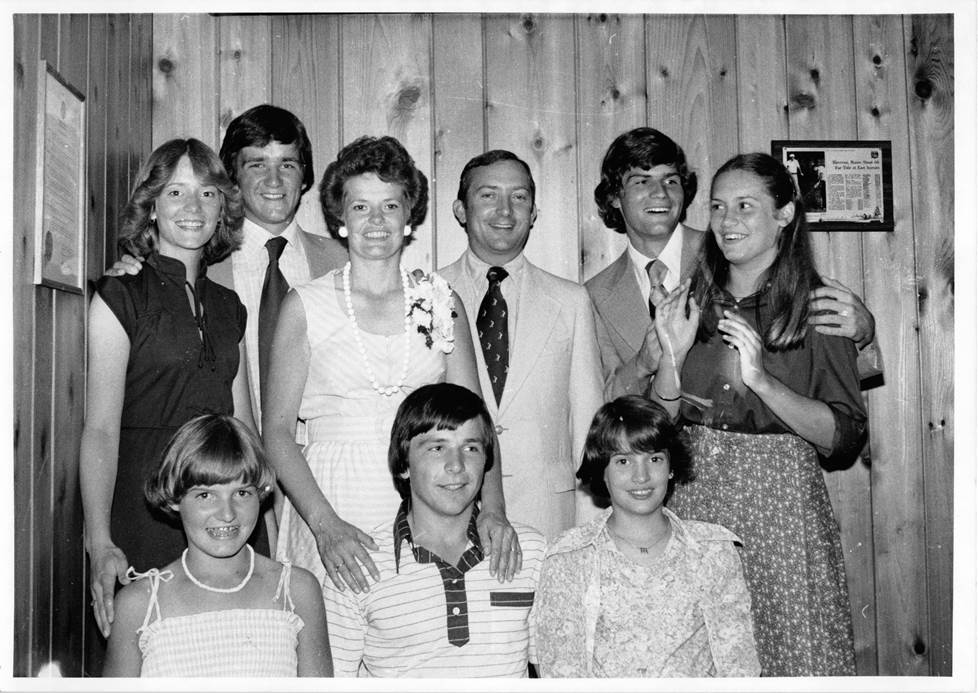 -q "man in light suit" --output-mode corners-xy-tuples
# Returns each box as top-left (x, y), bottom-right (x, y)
(586, 127), (879, 398)
(439, 151), (604, 540)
